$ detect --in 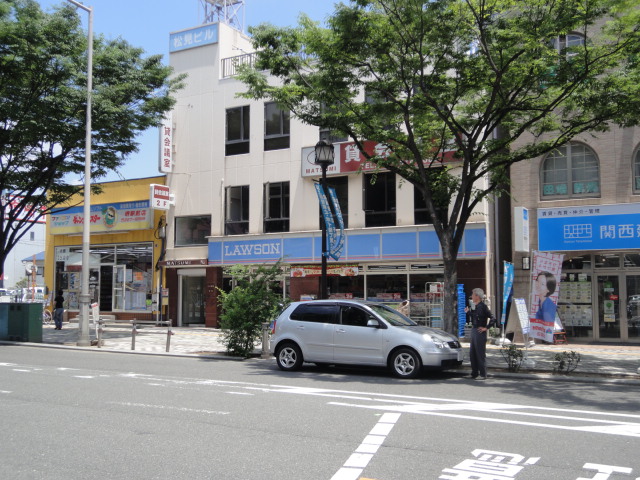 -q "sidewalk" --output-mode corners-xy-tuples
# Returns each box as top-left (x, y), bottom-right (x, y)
(3, 323), (640, 383)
